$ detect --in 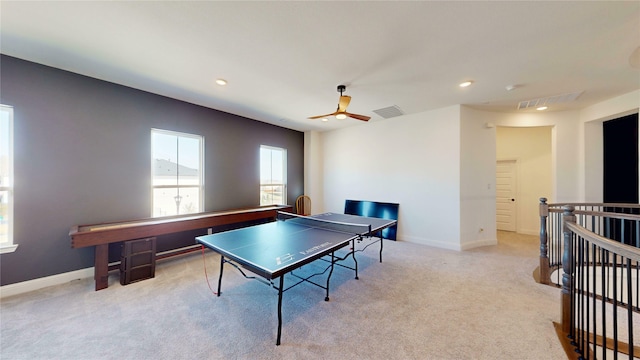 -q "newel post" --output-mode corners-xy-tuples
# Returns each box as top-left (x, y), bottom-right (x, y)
(539, 198), (550, 285)
(561, 205), (576, 334)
